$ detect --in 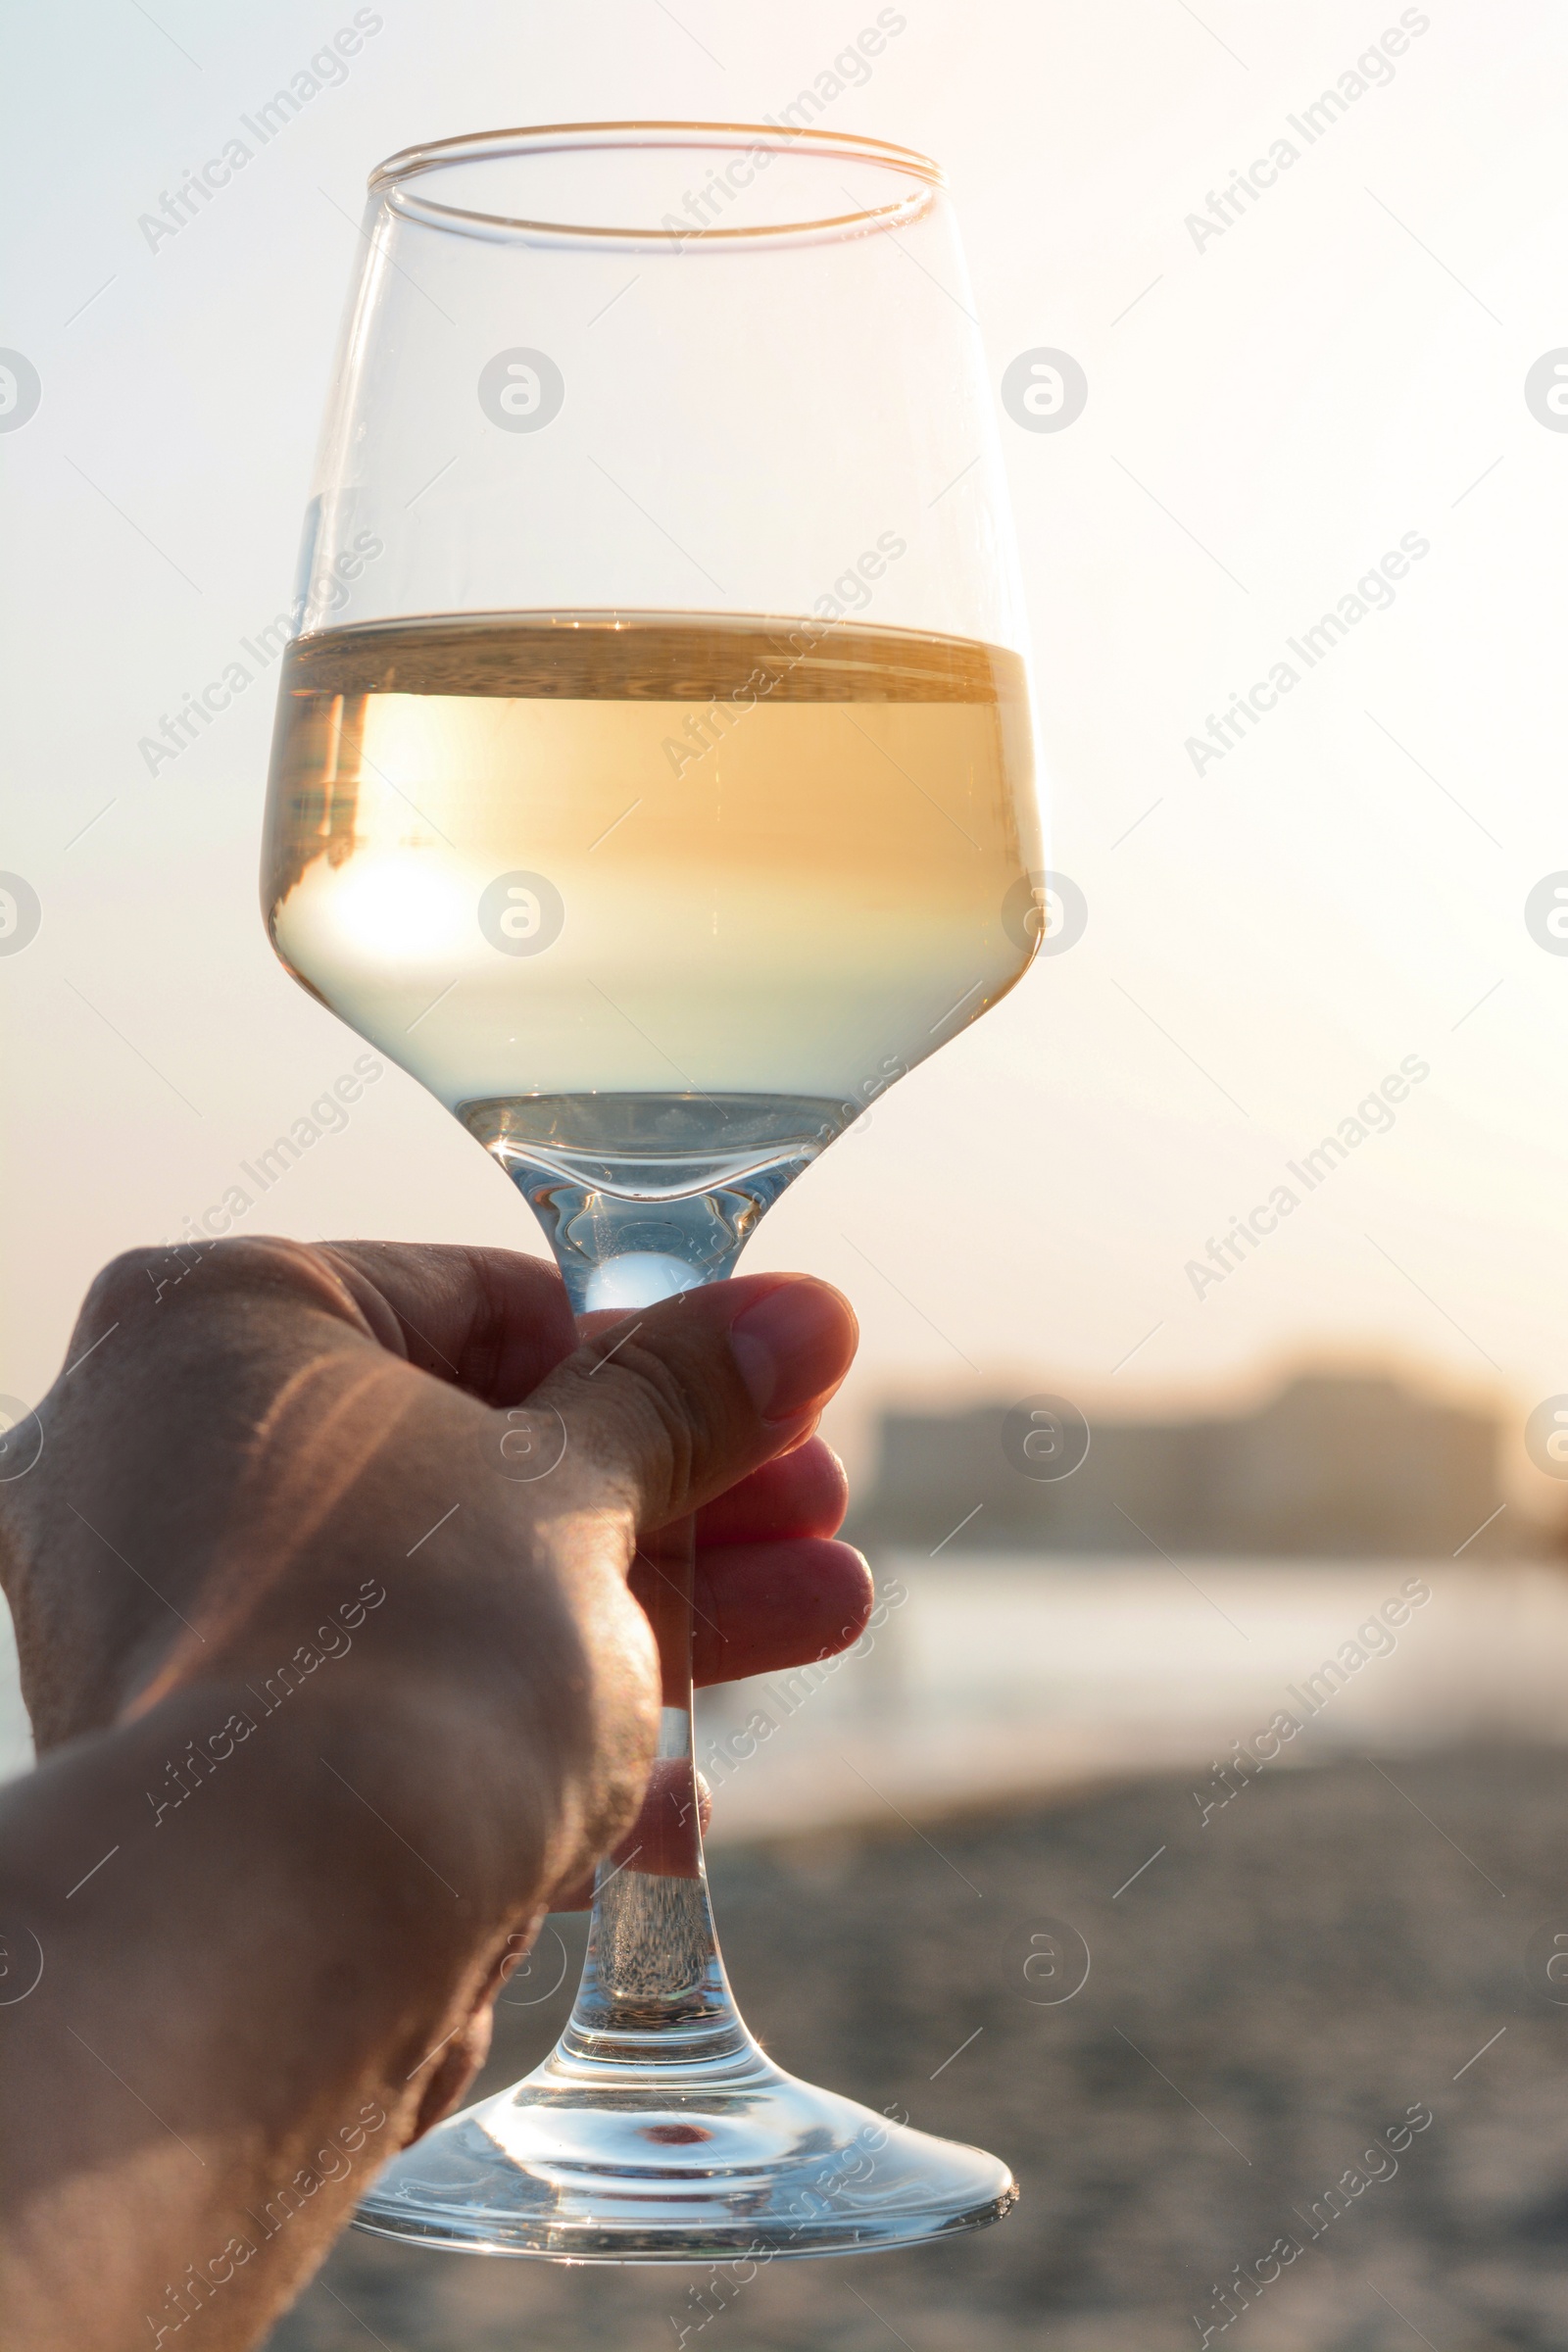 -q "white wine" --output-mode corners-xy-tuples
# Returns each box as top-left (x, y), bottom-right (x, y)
(264, 612), (1041, 1132)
